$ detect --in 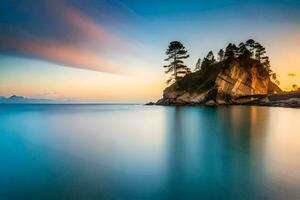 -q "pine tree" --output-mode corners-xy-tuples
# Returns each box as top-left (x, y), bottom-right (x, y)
(194, 58), (201, 71)
(200, 51), (216, 73)
(164, 41), (190, 84)
(254, 43), (266, 61)
(245, 39), (256, 56)
(261, 56), (272, 75)
(218, 49), (224, 61)
(238, 42), (252, 60)
(232, 44), (239, 58)
(238, 42), (246, 56)
(206, 51), (215, 63)
(224, 43), (237, 60)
